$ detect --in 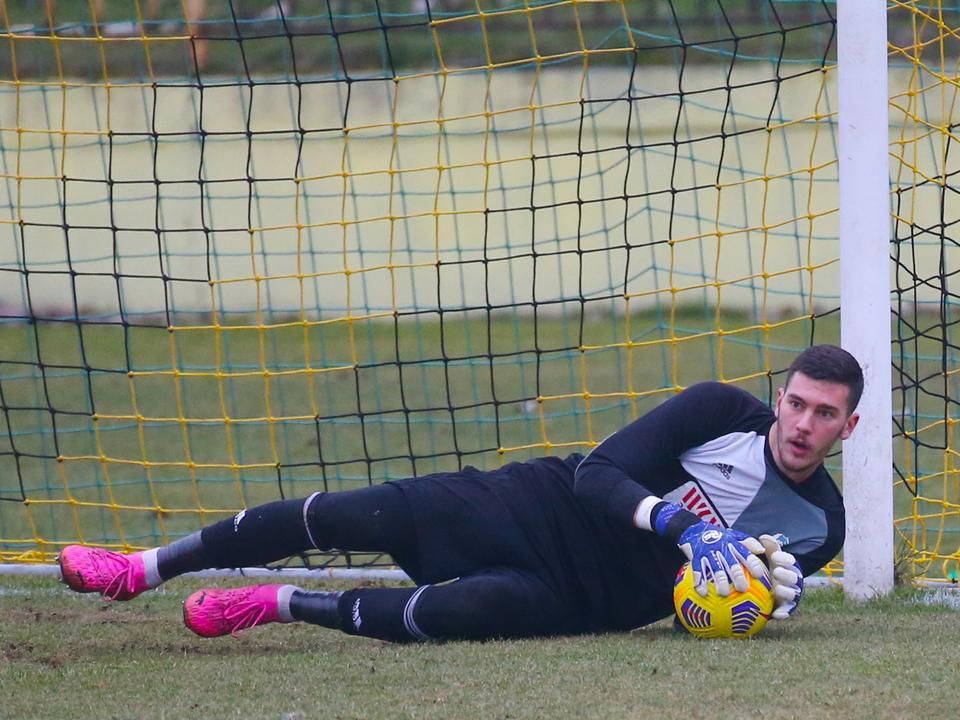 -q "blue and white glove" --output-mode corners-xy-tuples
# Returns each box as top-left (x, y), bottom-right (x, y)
(760, 534), (804, 619)
(653, 502), (766, 597)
